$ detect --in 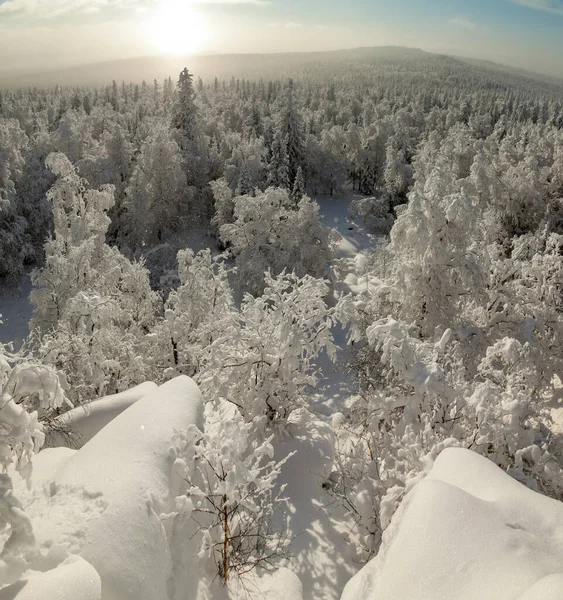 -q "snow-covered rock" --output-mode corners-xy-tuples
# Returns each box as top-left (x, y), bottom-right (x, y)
(0, 556), (101, 600)
(11, 377), (203, 600)
(341, 448), (563, 600)
(45, 382), (158, 448)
